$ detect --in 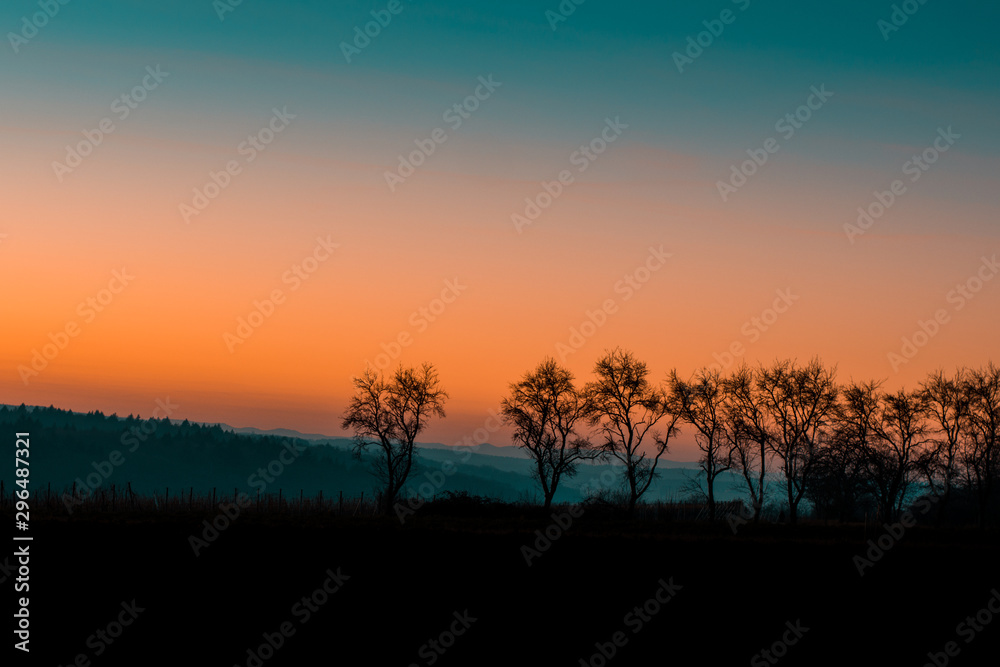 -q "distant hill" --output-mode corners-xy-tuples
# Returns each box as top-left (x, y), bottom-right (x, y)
(0, 404), (729, 504)
(210, 424), (353, 443)
(214, 421), (702, 469)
